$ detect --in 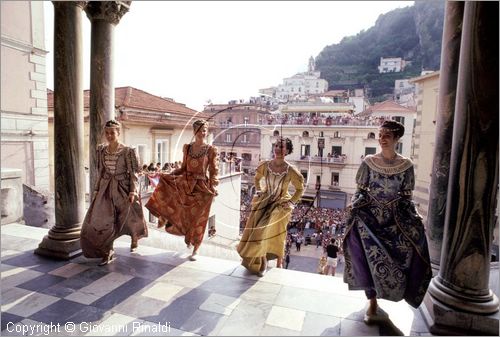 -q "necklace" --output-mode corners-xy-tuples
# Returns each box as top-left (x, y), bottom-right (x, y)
(106, 143), (122, 154)
(269, 160), (288, 174)
(189, 143), (208, 159)
(381, 153), (398, 165)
